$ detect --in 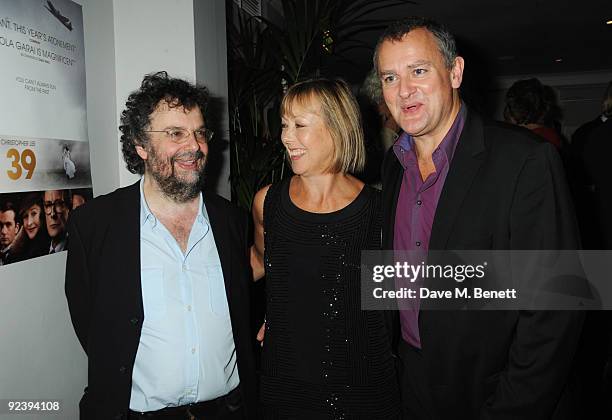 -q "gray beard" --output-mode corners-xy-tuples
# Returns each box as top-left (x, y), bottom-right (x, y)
(146, 148), (206, 203)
